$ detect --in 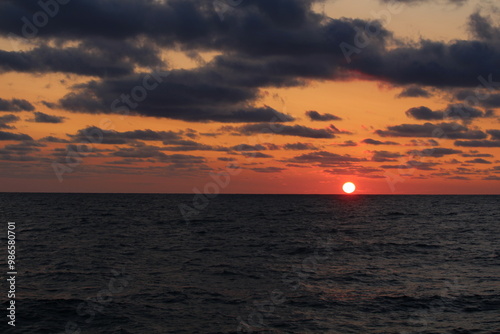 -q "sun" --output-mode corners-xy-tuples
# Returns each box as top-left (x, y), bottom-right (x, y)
(342, 182), (356, 194)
